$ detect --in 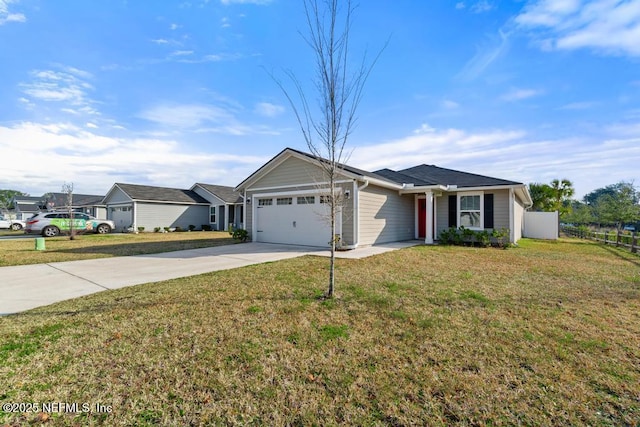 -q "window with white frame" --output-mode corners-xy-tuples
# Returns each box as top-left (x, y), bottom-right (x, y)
(276, 197), (293, 205)
(210, 206), (216, 223)
(459, 193), (482, 229)
(297, 196), (315, 205)
(258, 198), (273, 206)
